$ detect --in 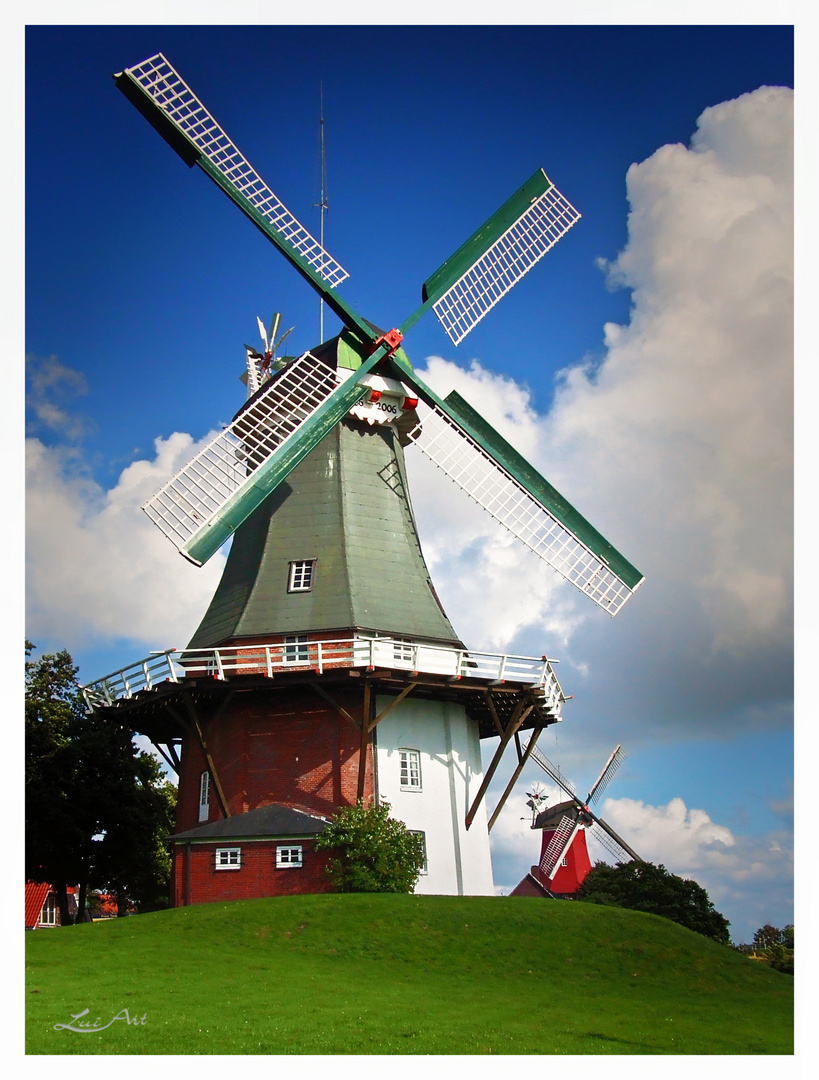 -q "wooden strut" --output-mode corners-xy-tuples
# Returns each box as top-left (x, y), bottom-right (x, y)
(486, 724), (545, 832)
(152, 741), (182, 774)
(356, 682), (373, 803)
(464, 694), (534, 830)
(165, 692), (233, 820)
(355, 680), (419, 802)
